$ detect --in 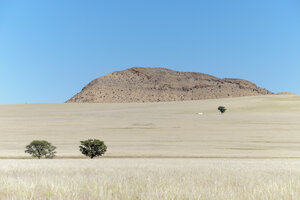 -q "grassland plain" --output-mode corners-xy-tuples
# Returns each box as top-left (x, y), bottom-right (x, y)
(1, 95), (300, 199)
(0, 95), (300, 158)
(1, 159), (300, 200)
